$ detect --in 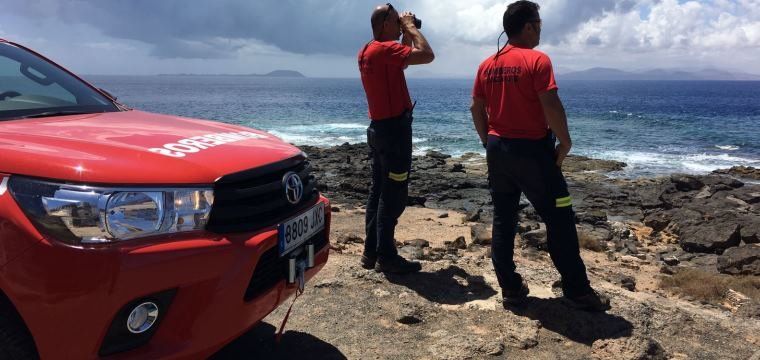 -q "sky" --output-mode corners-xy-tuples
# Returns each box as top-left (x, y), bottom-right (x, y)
(1, 0), (759, 77)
